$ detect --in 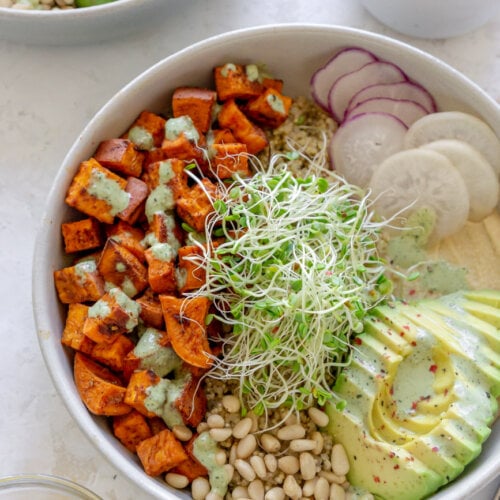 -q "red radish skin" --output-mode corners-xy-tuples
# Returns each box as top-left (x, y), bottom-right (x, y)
(345, 97), (428, 128)
(328, 61), (408, 122)
(310, 48), (378, 111)
(329, 112), (407, 189)
(346, 81), (437, 115)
